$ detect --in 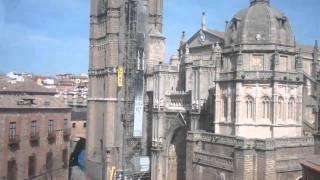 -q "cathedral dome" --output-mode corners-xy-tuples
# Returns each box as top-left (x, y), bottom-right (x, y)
(224, 0), (295, 48)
